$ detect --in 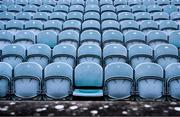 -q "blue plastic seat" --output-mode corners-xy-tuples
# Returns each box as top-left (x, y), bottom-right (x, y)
(63, 20), (81, 31)
(171, 0), (180, 6)
(52, 44), (76, 67)
(0, 5), (7, 12)
(25, 20), (43, 33)
(43, 0), (56, 6)
(100, 0), (113, 6)
(159, 20), (178, 35)
(0, 62), (12, 98)
(163, 5), (178, 14)
(103, 44), (127, 66)
(39, 5), (54, 13)
(104, 62), (133, 100)
(27, 44), (51, 68)
(128, 0), (141, 6)
(118, 12), (134, 21)
(0, 22), (4, 30)
(16, 12), (32, 21)
(80, 30), (101, 46)
(57, 0), (70, 6)
(33, 12), (49, 21)
(58, 30), (79, 48)
(135, 63), (164, 100)
(0, 31), (13, 50)
(116, 5), (131, 13)
(13, 62), (43, 99)
(85, 5), (100, 12)
(2, 44), (26, 68)
(37, 30), (57, 48)
(71, 0), (84, 6)
(16, 0), (28, 6)
(0, 12), (14, 21)
(5, 20), (24, 31)
(73, 62), (103, 97)
(69, 5), (84, 13)
(101, 20), (120, 31)
(147, 31), (168, 48)
(135, 12), (151, 22)
(114, 0), (127, 6)
(67, 12), (83, 22)
(50, 12), (66, 21)
(29, 0), (42, 6)
(147, 5), (162, 13)
(154, 44), (179, 69)
(132, 5), (146, 13)
(129, 44), (153, 68)
(121, 20), (139, 33)
(101, 12), (117, 21)
(165, 63), (180, 100)
(157, 0), (170, 6)
(15, 31), (35, 49)
(86, 0), (99, 5)
(44, 62), (73, 99)
(54, 5), (69, 13)
(8, 5), (22, 12)
(23, 5), (38, 13)
(78, 44), (102, 64)
(124, 31), (146, 48)
(82, 20), (100, 31)
(44, 20), (62, 31)
(169, 30), (180, 48)
(142, 0), (155, 6)
(140, 20), (158, 33)
(2, 0), (14, 6)
(171, 12), (180, 23)
(84, 12), (100, 21)
(101, 5), (115, 13)
(102, 30), (124, 46)
(153, 12), (169, 22)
